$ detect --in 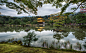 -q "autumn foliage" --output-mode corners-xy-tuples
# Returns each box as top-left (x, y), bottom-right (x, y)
(48, 15), (67, 27)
